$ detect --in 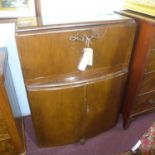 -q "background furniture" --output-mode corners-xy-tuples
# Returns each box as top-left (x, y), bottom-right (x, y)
(16, 14), (136, 147)
(123, 0), (155, 17)
(116, 10), (155, 128)
(0, 48), (25, 155)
